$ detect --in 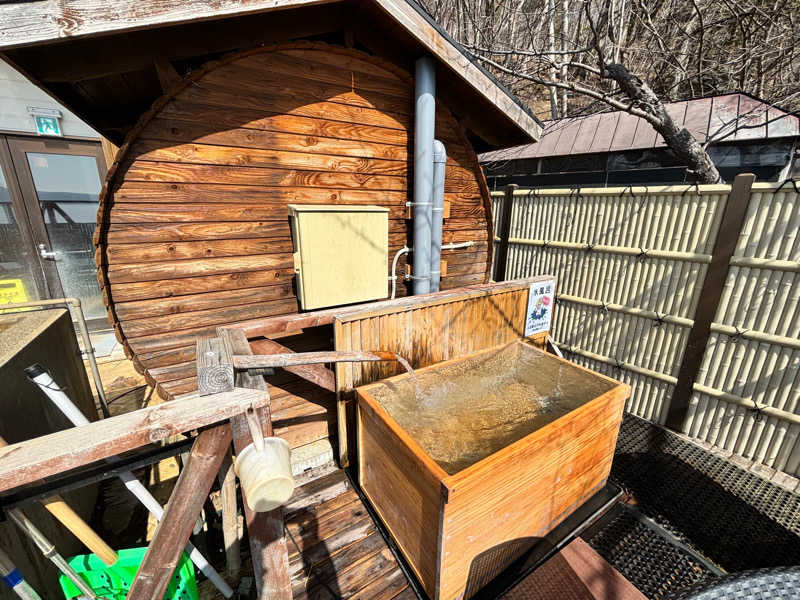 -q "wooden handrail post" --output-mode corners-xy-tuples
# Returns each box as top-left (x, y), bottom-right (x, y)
(218, 446), (241, 580)
(216, 328), (293, 600)
(493, 183), (517, 282)
(128, 424), (232, 600)
(665, 173), (756, 430)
